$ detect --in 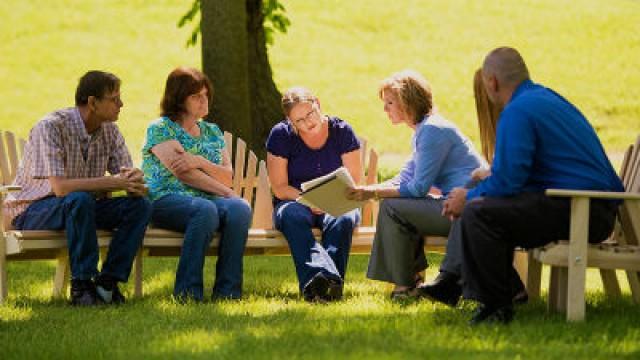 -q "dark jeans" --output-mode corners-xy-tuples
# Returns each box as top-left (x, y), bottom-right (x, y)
(460, 192), (618, 307)
(151, 194), (251, 300)
(274, 201), (360, 292)
(13, 192), (152, 282)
